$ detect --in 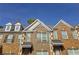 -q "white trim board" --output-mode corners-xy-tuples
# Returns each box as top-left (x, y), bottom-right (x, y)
(53, 19), (73, 28)
(6, 22), (12, 25)
(23, 19), (52, 32)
